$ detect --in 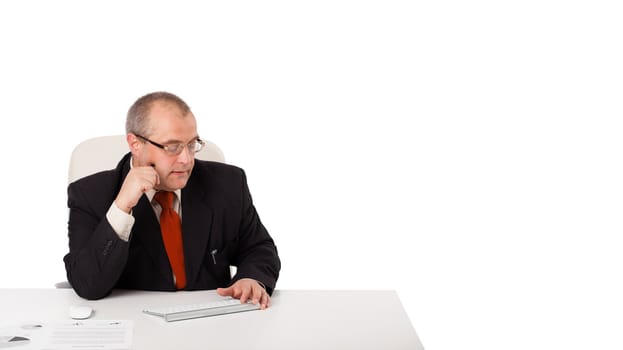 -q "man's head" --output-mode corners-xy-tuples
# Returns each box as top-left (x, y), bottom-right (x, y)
(126, 92), (202, 191)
